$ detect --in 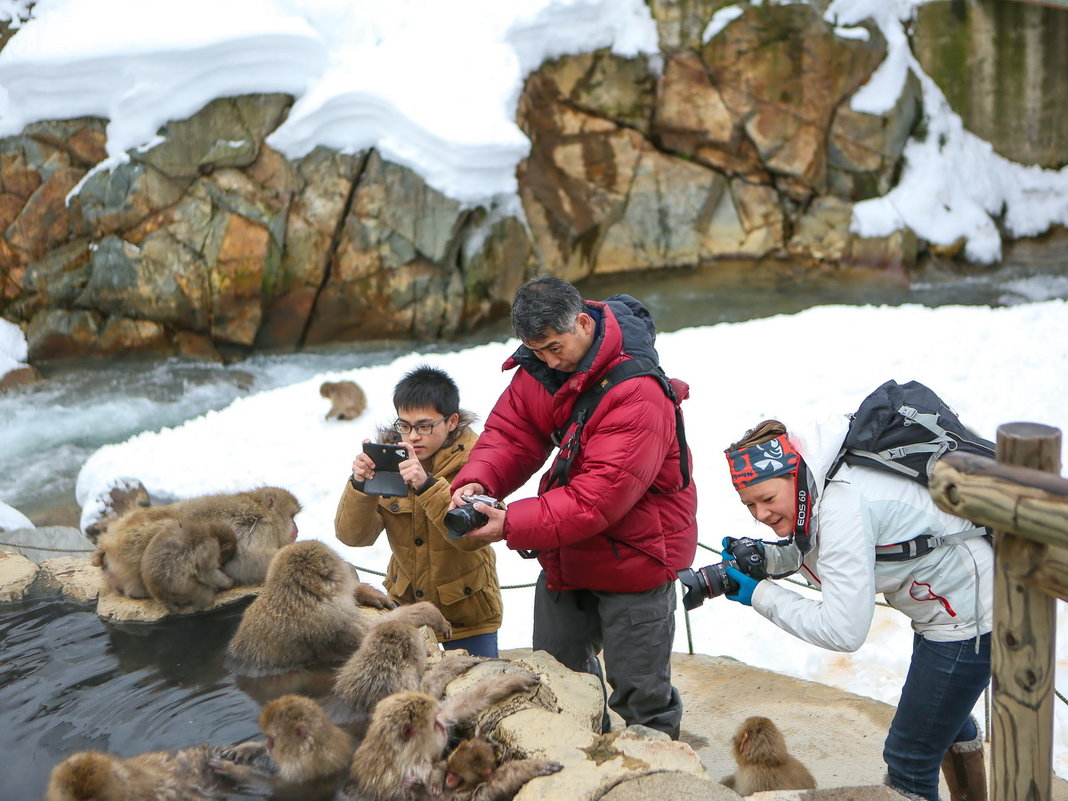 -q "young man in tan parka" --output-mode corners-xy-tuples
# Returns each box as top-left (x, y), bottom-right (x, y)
(335, 365), (503, 656)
